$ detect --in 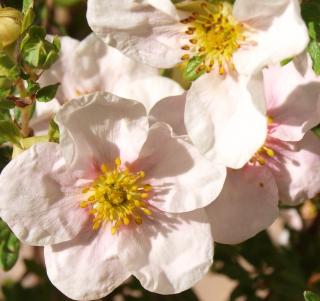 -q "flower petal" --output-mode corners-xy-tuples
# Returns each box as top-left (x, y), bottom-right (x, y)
(185, 73), (267, 169)
(233, 0), (309, 75)
(207, 165), (279, 244)
(71, 33), (183, 110)
(117, 209), (213, 294)
(149, 93), (187, 135)
(56, 92), (148, 170)
(87, 0), (184, 68)
(112, 76), (184, 113)
(134, 123), (226, 213)
(268, 132), (320, 205)
(0, 143), (88, 246)
(264, 53), (320, 141)
(44, 226), (130, 300)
